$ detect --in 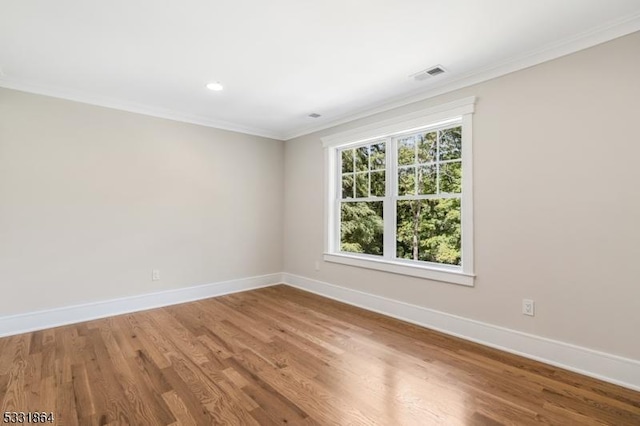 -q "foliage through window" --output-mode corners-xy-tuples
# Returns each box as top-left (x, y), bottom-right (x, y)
(340, 141), (385, 255)
(338, 123), (464, 267)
